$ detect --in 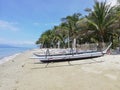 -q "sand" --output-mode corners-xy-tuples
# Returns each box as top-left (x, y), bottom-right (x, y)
(0, 49), (120, 90)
